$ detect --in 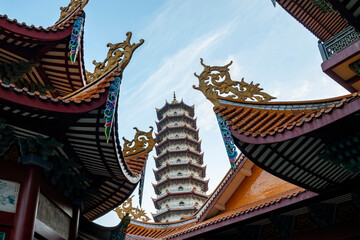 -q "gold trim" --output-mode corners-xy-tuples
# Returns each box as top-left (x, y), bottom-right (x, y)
(122, 127), (158, 157)
(193, 58), (276, 107)
(86, 32), (144, 83)
(58, 0), (88, 22)
(115, 196), (151, 222)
